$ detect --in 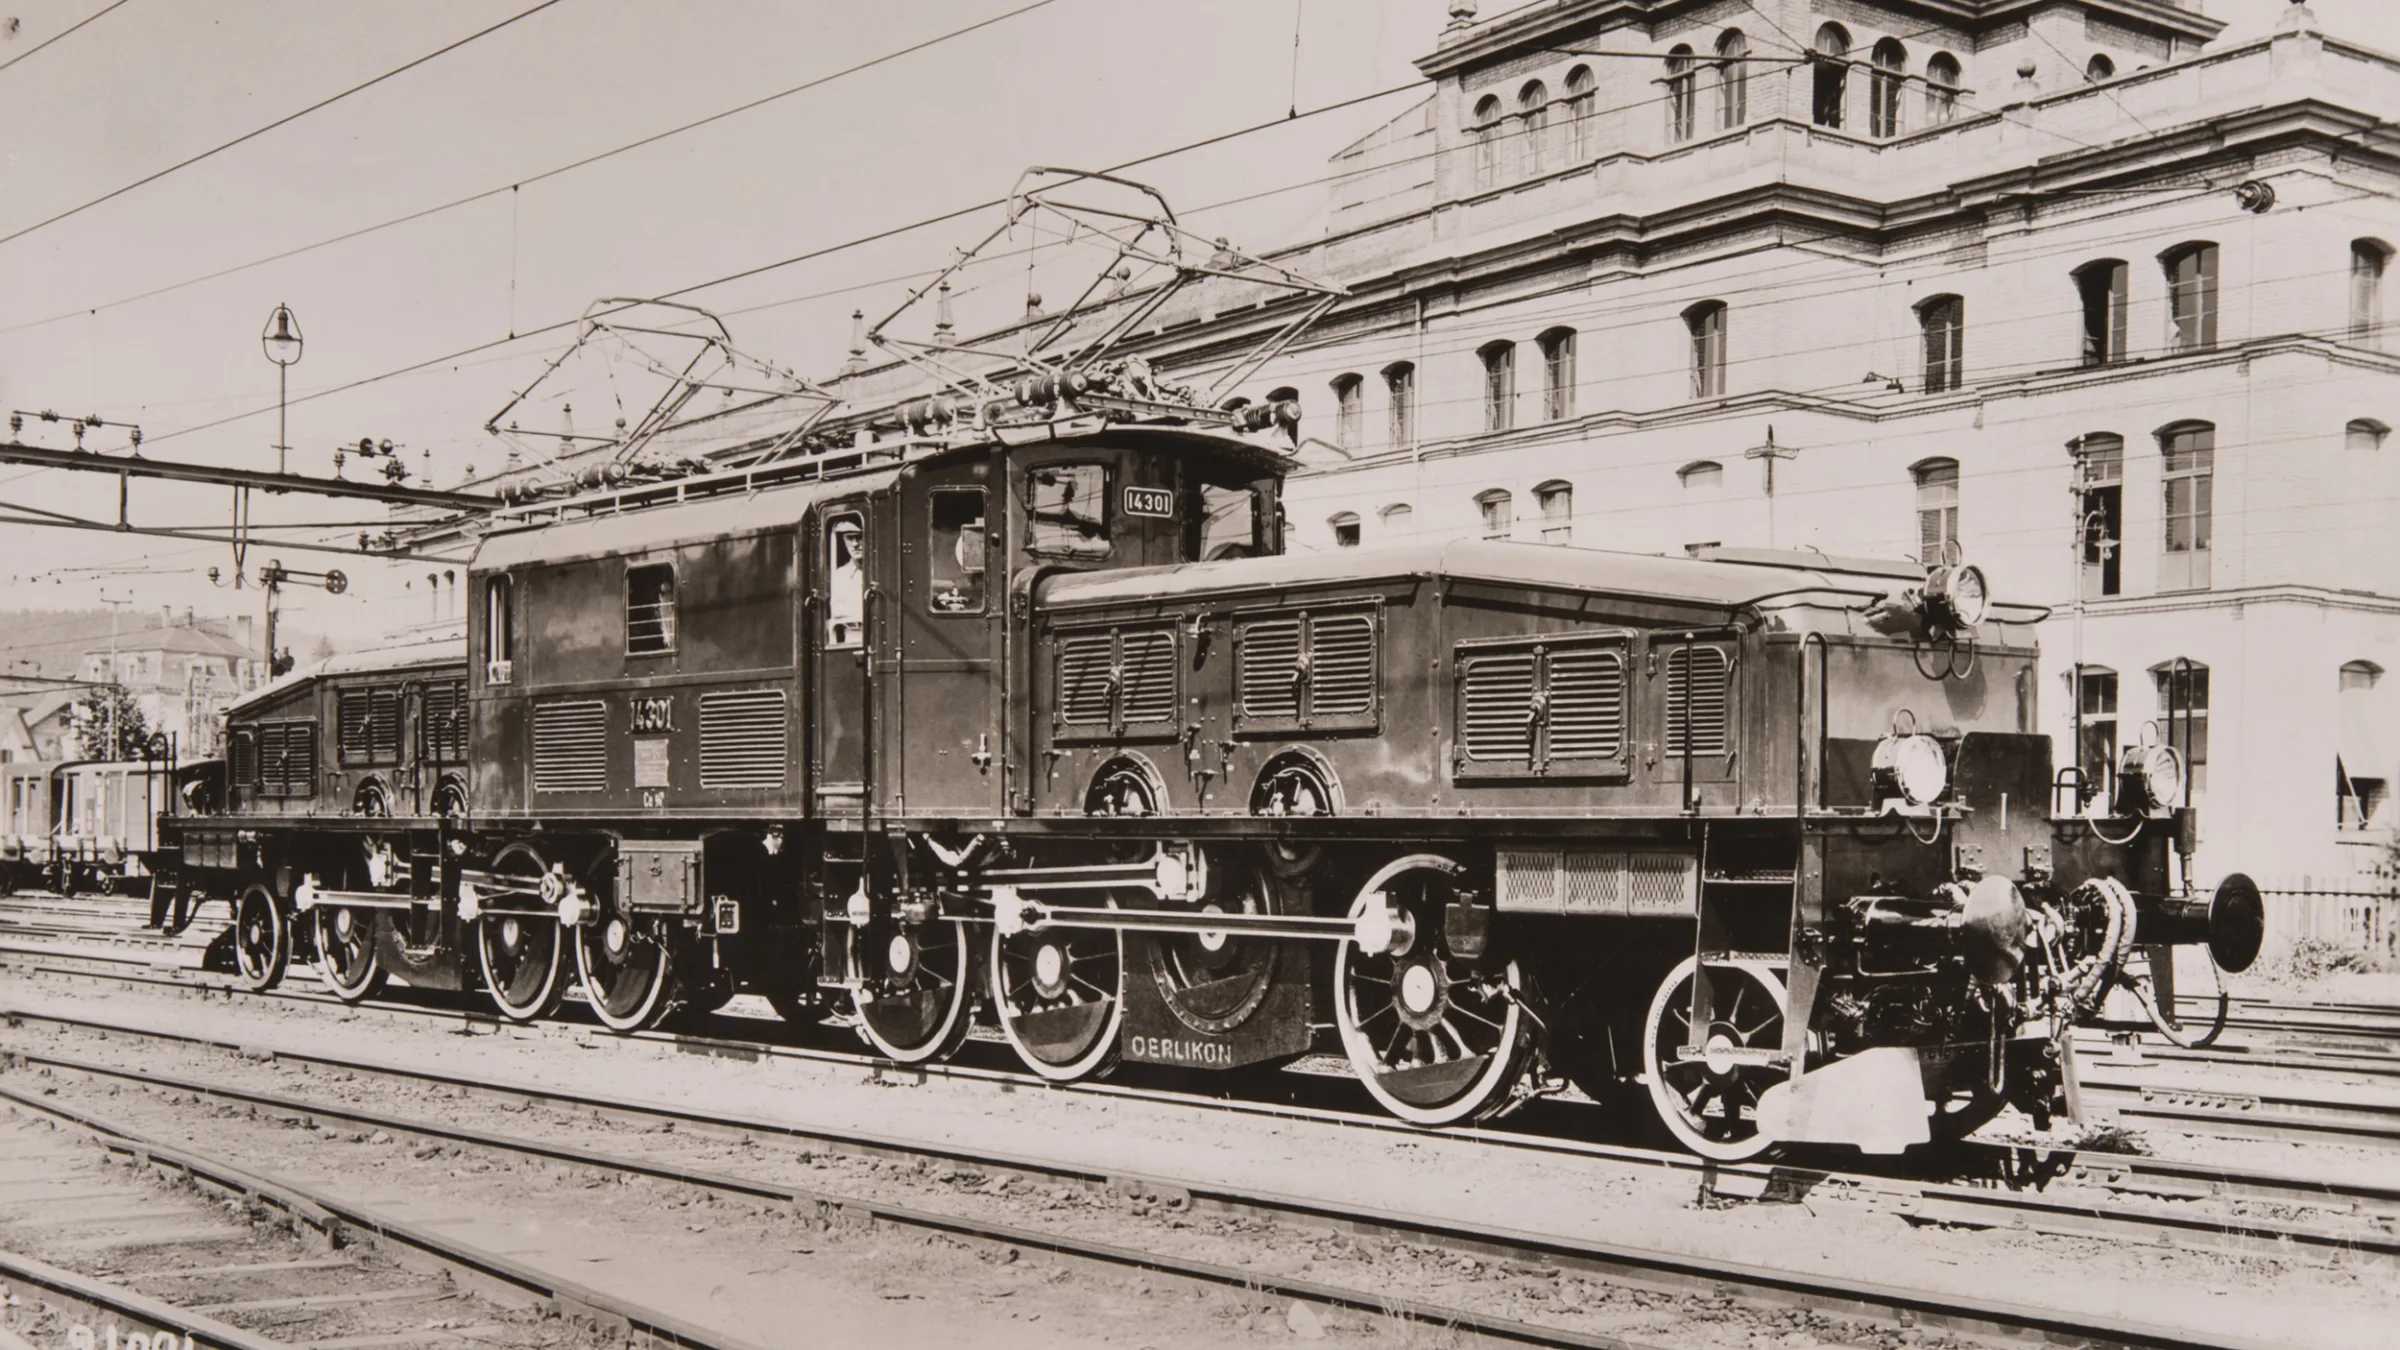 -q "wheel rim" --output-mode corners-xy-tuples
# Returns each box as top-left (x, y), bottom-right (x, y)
(475, 845), (564, 1022)
(1334, 854), (1527, 1126)
(233, 884), (289, 992)
(992, 900), (1123, 1082)
(1644, 956), (1789, 1160)
(316, 905), (382, 1000)
(853, 917), (975, 1063)
(576, 884), (675, 1034)
(1147, 851), (1283, 1034)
